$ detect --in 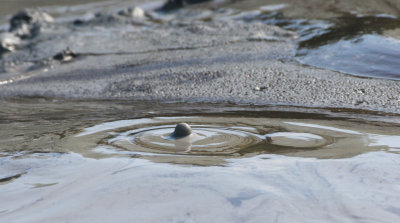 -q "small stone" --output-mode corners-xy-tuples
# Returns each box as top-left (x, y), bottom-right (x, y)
(0, 33), (21, 53)
(73, 13), (95, 25)
(172, 123), (192, 137)
(9, 9), (54, 39)
(358, 89), (366, 94)
(353, 100), (367, 106)
(118, 7), (145, 19)
(53, 48), (77, 62)
(254, 86), (260, 91)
